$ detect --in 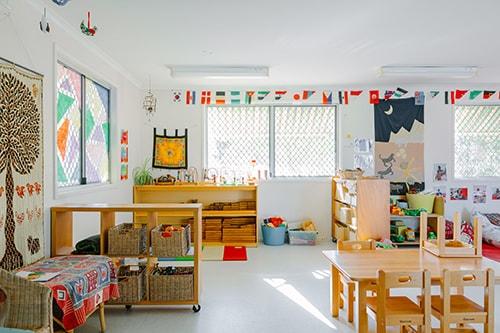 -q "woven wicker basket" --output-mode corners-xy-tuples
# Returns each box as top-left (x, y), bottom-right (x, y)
(151, 224), (191, 257)
(149, 267), (194, 301)
(108, 223), (147, 256)
(108, 266), (146, 304)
